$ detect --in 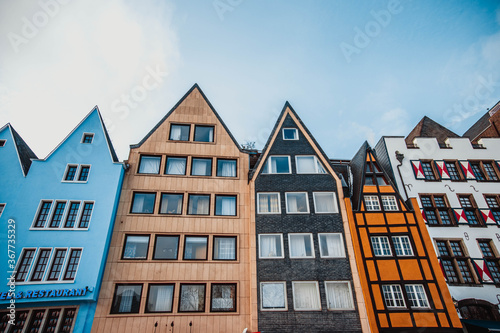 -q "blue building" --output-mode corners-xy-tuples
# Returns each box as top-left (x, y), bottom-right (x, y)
(0, 107), (124, 333)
